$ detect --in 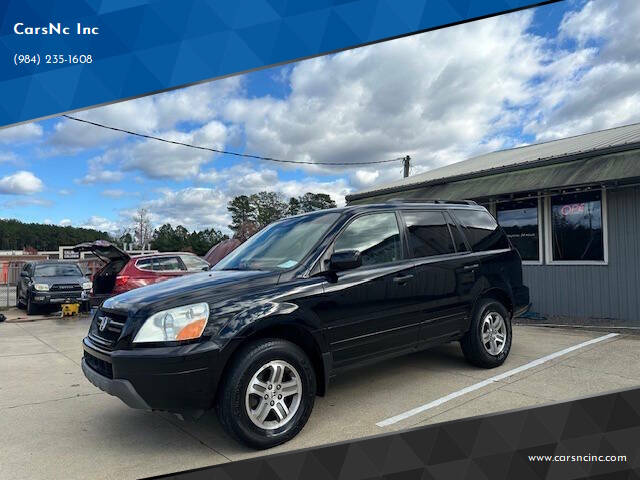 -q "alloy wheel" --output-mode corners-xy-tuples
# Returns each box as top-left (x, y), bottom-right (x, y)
(481, 311), (507, 355)
(245, 360), (302, 430)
